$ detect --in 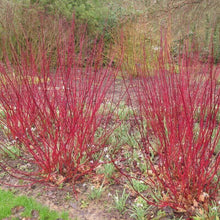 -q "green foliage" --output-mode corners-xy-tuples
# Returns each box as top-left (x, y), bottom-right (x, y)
(0, 0), (67, 65)
(27, 0), (131, 39)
